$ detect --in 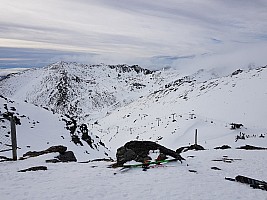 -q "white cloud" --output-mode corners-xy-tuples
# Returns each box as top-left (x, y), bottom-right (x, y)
(0, 0), (267, 69)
